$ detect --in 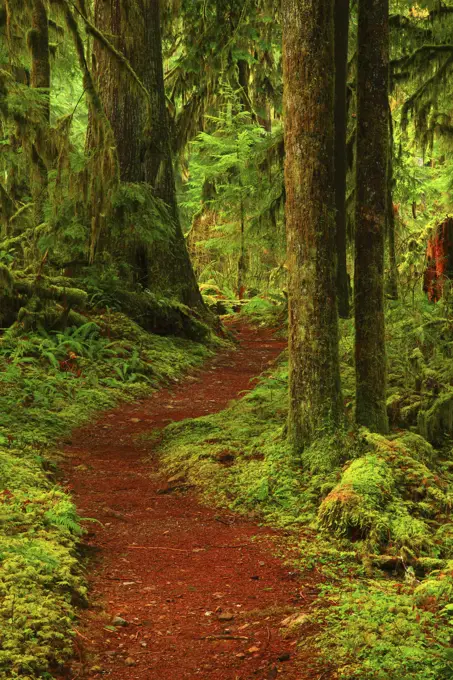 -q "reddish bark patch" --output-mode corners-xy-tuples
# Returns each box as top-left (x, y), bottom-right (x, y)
(59, 322), (329, 679)
(423, 217), (453, 302)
